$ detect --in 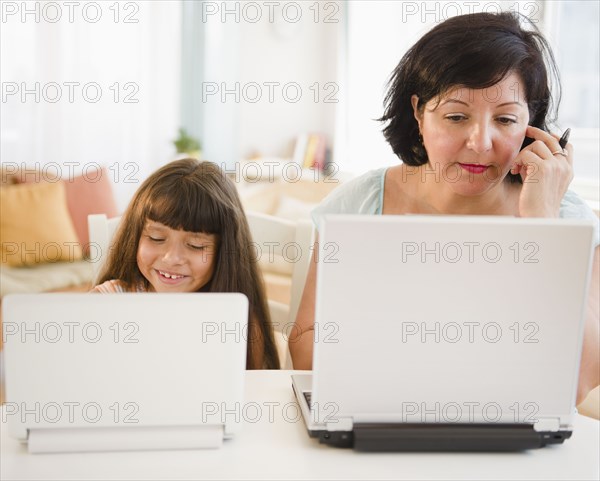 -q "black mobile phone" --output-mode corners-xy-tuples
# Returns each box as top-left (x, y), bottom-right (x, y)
(520, 128), (570, 151)
(510, 134), (536, 183)
(520, 136), (535, 151)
